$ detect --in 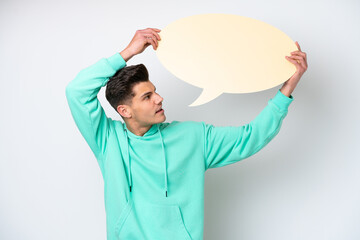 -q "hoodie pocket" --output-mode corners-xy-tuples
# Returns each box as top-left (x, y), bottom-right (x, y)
(115, 199), (192, 240)
(114, 199), (134, 237)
